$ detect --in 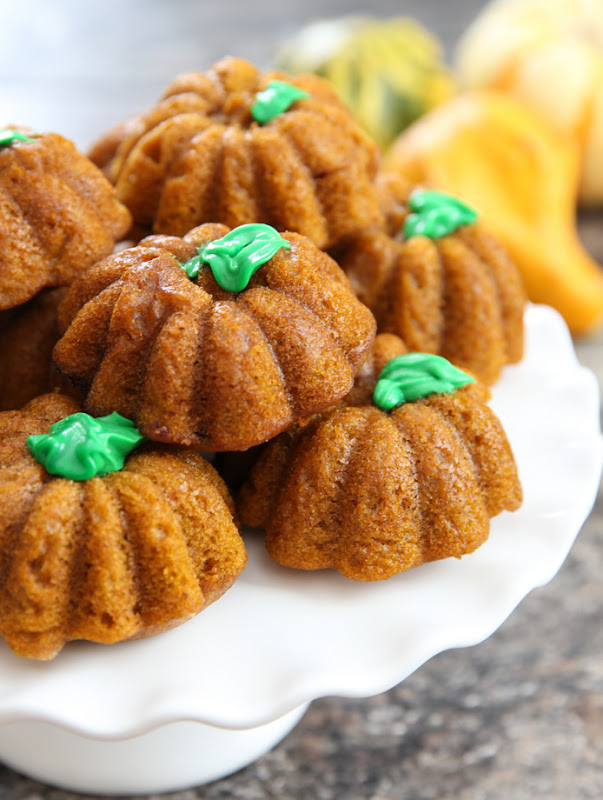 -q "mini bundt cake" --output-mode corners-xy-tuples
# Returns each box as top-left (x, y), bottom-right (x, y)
(89, 56), (383, 249)
(214, 331), (410, 493)
(53, 222), (377, 451)
(0, 288), (79, 411)
(236, 339), (522, 581)
(0, 128), (132, 311)
(0, 393), (246, 660)
(336, 186), (526, 385)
